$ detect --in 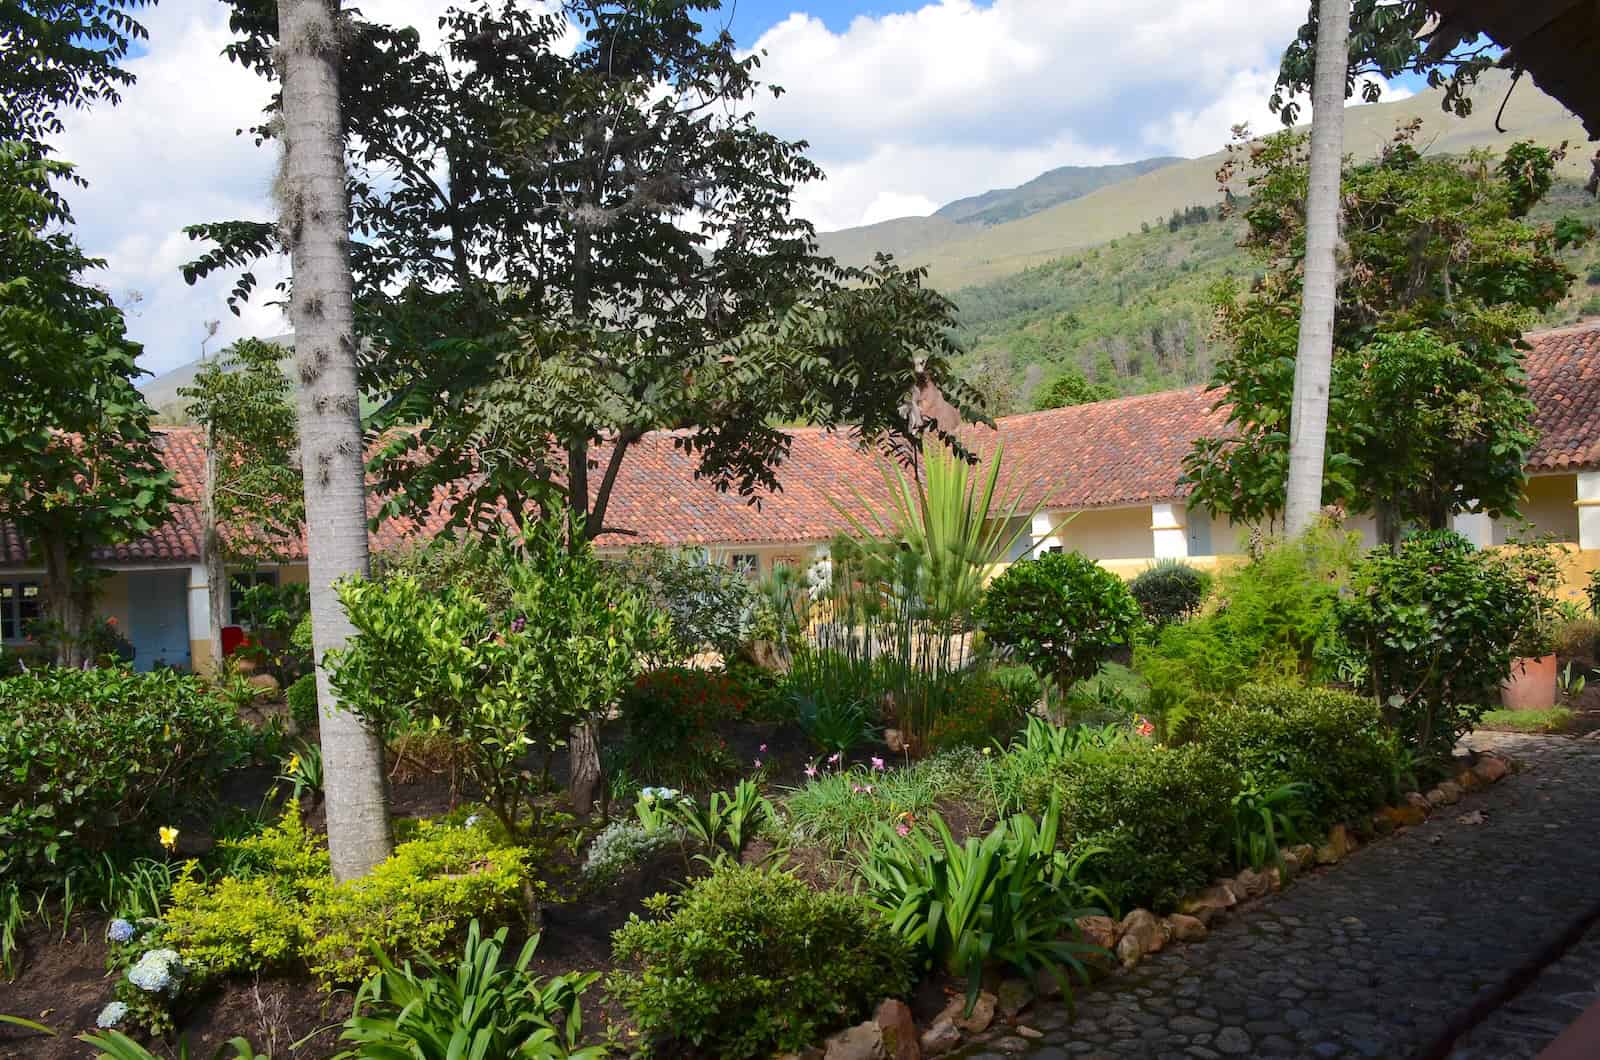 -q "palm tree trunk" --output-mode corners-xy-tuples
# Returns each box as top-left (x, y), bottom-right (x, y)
(278, 0), (391, 880)
(1283, 0), (1350, 537)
